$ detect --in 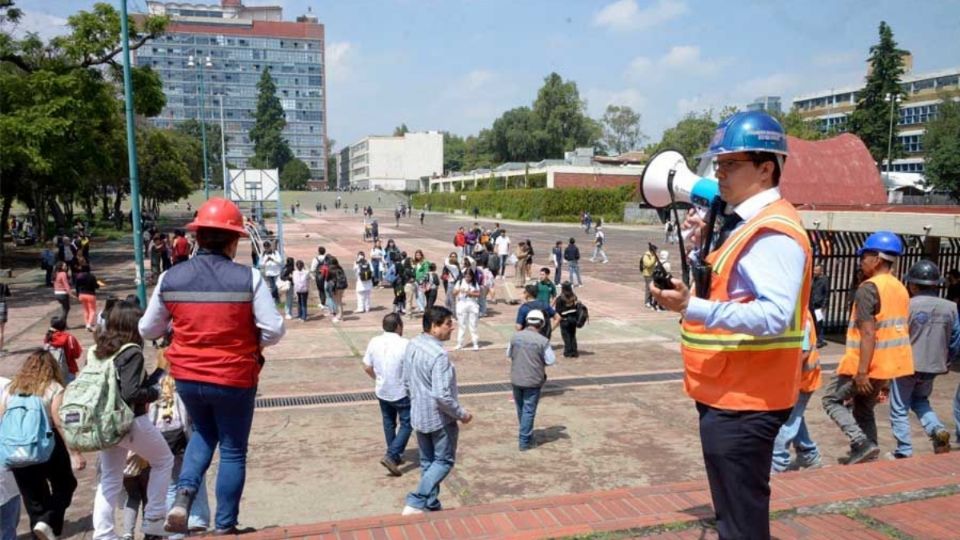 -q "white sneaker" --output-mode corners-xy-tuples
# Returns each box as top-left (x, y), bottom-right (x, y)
(143, 517), (173, 536)
(472, 344), (480, 351)
(453, 344), (463, 351)
(33, 522), (56, 540)
(284, 313), (292, 320)
(401, 505), (424, 516)
(602, 260), (608, 264)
